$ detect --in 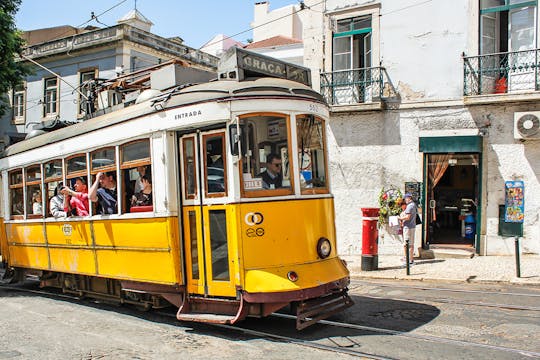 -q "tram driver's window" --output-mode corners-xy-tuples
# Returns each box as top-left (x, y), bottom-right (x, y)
(120, 140), (152, 213)
(9, 169), (24, 219)
(25, 165), (43, 218)
(296, 115), (329, 194)
(239, 114), (292, 196)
